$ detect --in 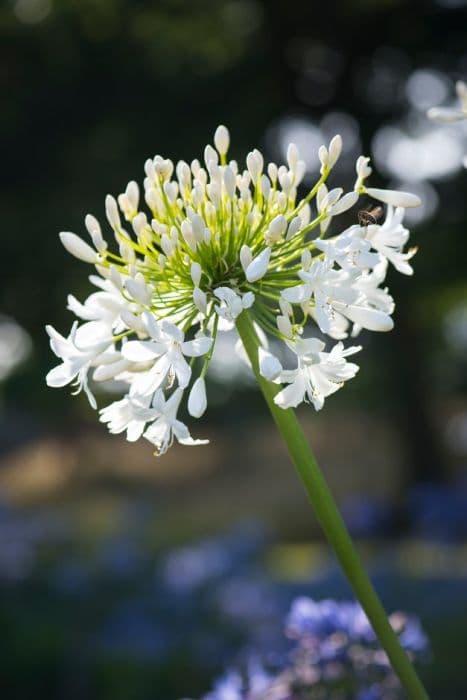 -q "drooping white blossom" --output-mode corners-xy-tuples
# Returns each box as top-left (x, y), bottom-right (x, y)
(262, 338), (361, 411)
(143, 388), (209, 455)
(46, 322), (113, 408)
(46, 125), (420, 455)
(99, 394), (158, 442)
